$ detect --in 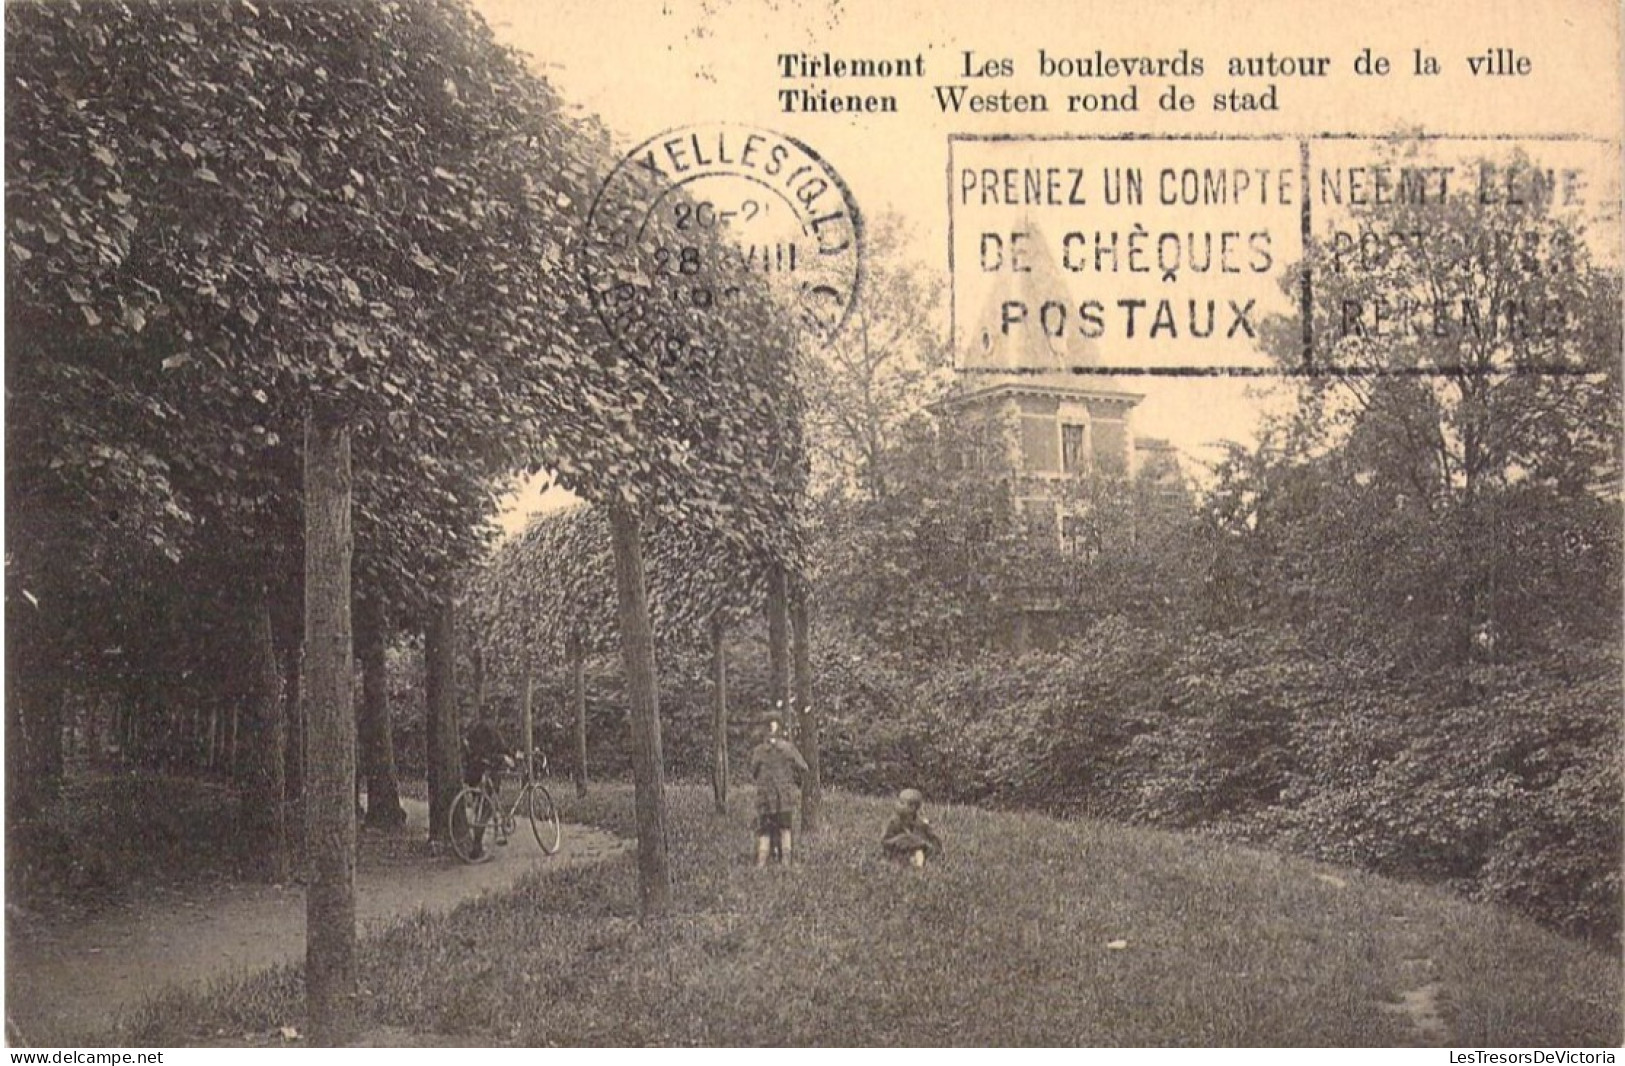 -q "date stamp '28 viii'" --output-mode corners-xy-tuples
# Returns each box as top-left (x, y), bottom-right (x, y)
(584, 122), (863, 362)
